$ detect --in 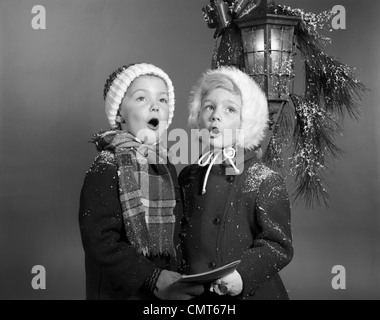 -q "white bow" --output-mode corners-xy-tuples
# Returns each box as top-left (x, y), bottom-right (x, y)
(198, 147), (240, 194)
